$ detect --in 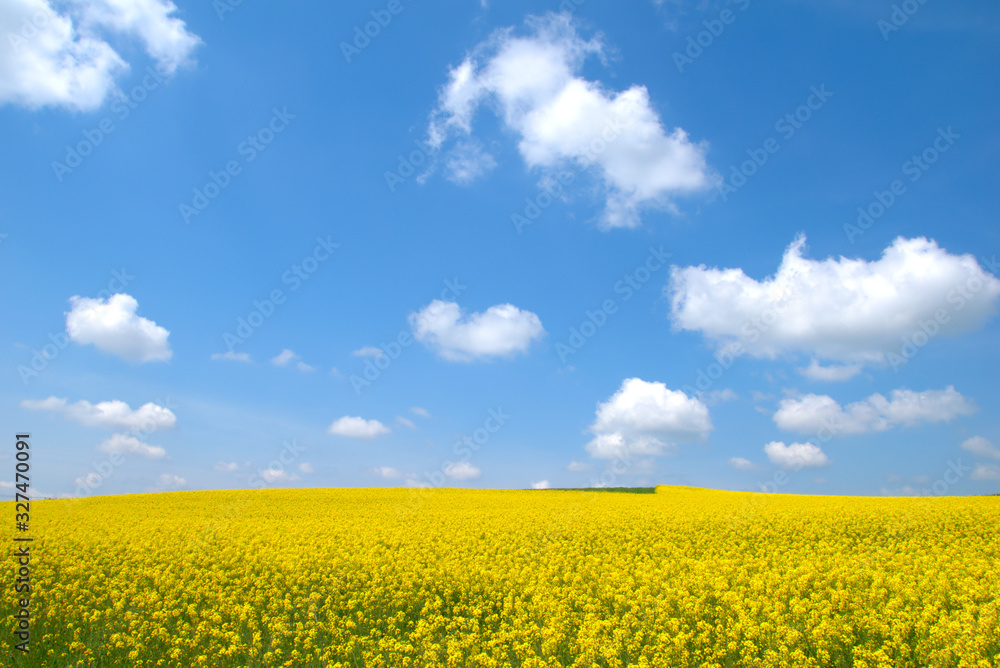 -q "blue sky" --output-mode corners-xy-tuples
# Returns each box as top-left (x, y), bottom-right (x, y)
(2, 0), (999, 499)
